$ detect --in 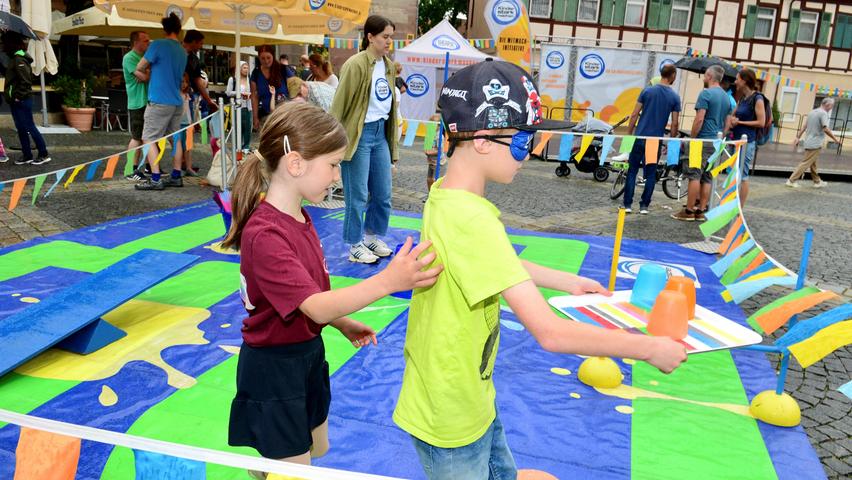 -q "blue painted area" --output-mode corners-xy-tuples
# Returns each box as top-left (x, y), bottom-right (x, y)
(0, 250), (198, 377)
